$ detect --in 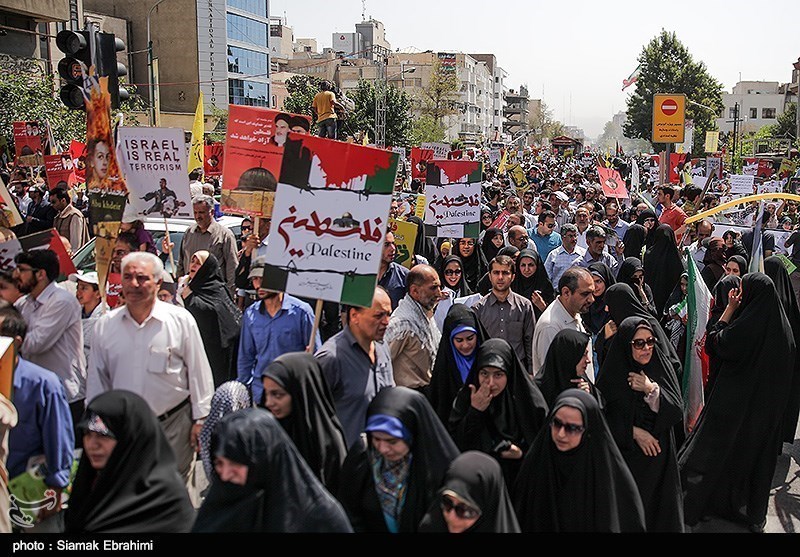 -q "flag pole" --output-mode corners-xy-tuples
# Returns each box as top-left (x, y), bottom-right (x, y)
(308, 299), (323, 352)
(163, 216), (176, 278)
